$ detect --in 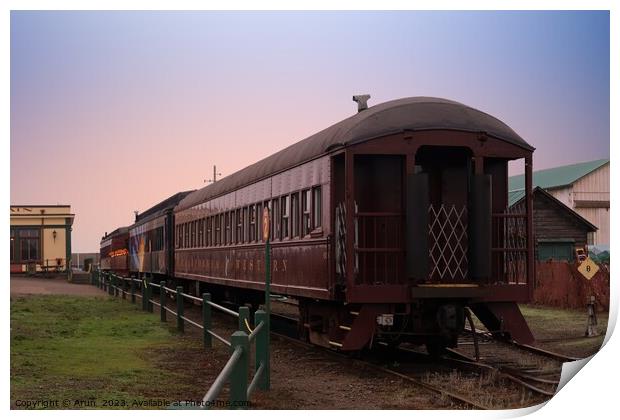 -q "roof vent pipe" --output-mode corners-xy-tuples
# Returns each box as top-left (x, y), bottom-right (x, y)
(352, 94), (370, 112)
